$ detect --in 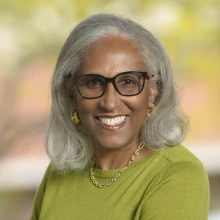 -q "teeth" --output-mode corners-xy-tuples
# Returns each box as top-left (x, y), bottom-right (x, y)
(99, 116), (126, 126)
